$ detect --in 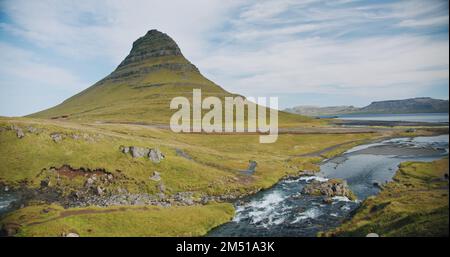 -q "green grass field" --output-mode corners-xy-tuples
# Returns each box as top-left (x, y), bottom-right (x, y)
(2, 116), (443, 236)
(323, 158), (449, 237)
